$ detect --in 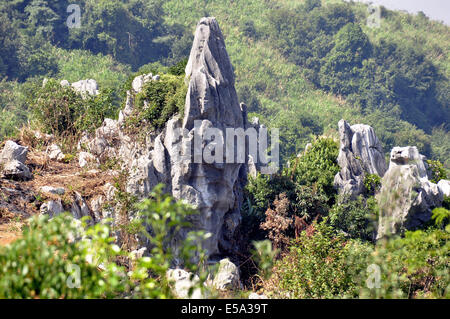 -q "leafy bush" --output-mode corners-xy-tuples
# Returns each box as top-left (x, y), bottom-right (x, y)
(288, 137), (339, 202)
(0, 214), (127, 298)
(360, 229), (450, 299)
(426, 159), (447, 183)
(328, 195), (378, 241)
(31, 79), (117, 139)
(0, 185), (208, 299)
(129, 74), (187, 131)
(364, 173), (381, 196)
(266, 220), (372, 298)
